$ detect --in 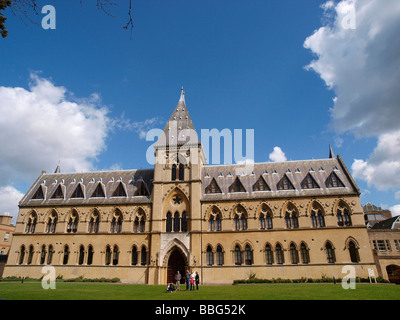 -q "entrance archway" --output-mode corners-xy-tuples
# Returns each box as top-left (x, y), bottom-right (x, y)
(167, 248), (187, 284)
(386, 265), (400, 284)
